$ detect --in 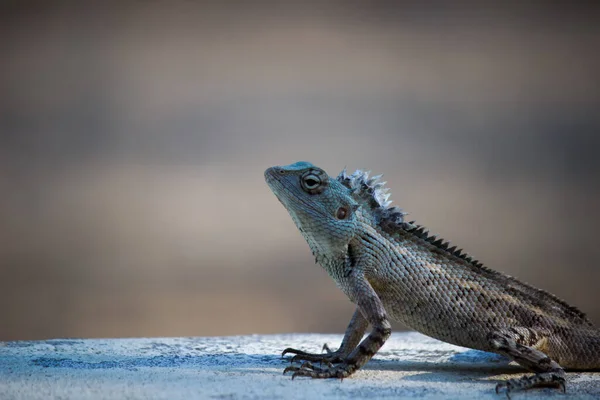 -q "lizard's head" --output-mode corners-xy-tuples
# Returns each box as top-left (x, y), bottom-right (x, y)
(265, 161), (360, 256)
